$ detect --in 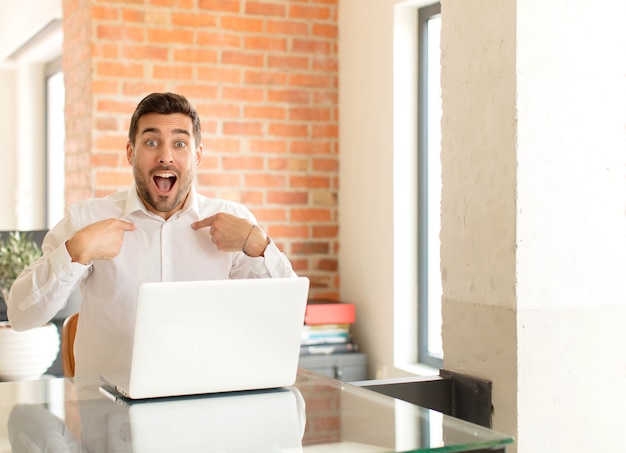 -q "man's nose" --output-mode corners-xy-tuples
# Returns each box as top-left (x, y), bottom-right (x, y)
(158, 145), (174, 163)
